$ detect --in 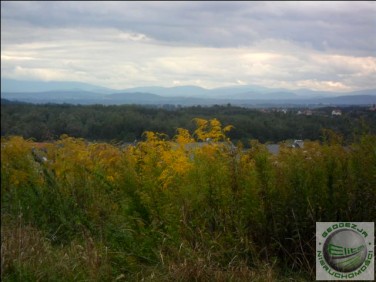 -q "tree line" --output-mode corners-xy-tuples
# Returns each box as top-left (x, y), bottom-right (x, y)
(1, 100), (375, 145)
